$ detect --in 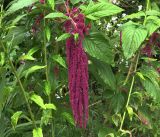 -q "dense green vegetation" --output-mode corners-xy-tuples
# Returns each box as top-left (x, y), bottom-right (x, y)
(0, 0), (160, 137)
